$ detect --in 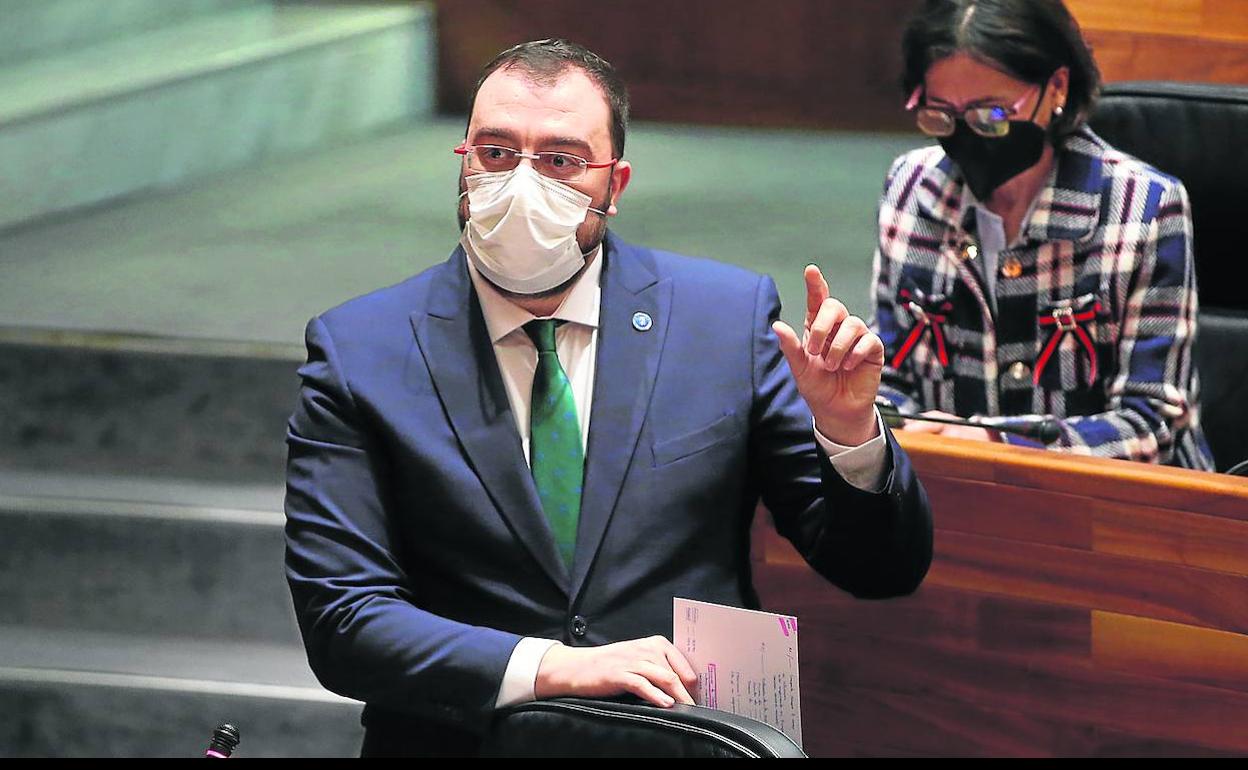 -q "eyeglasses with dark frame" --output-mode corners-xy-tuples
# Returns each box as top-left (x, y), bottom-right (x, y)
(906, 83), (1043, 139)
(454, 144), (618, 182)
